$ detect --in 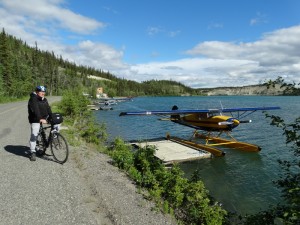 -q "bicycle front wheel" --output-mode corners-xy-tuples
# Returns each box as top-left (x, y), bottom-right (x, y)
(50, 133), (69, 164)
